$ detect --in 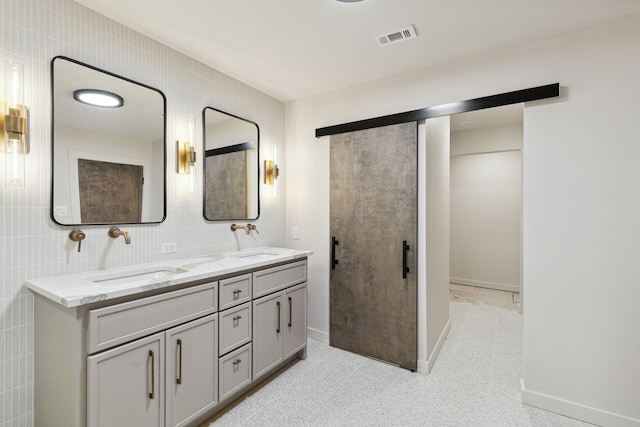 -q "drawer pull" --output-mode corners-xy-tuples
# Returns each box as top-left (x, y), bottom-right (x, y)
(233, 289), (242, 297)
(288, 296), (292, 327)
(148, 350), (155, 399)
(233, 315), (242, 321)
(232, 359), (242, 366)
(176, 339), (183, 385)
(276, 301), (281, 334)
